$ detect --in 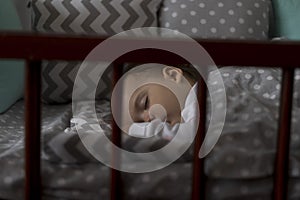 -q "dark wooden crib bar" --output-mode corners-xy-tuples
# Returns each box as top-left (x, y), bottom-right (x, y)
(1, 32), (300, 200)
